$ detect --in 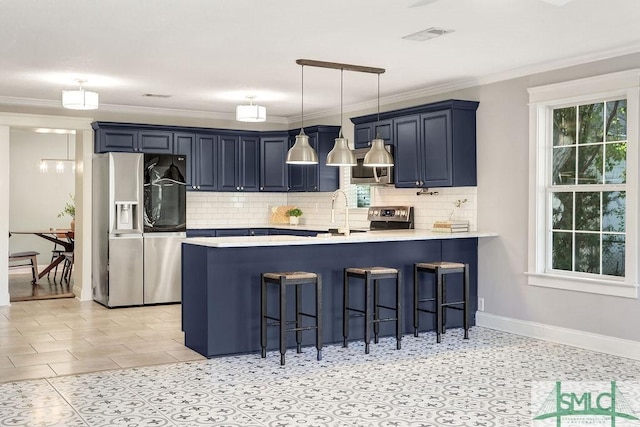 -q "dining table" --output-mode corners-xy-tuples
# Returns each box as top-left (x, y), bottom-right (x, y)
(9, 229), (74, 279)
